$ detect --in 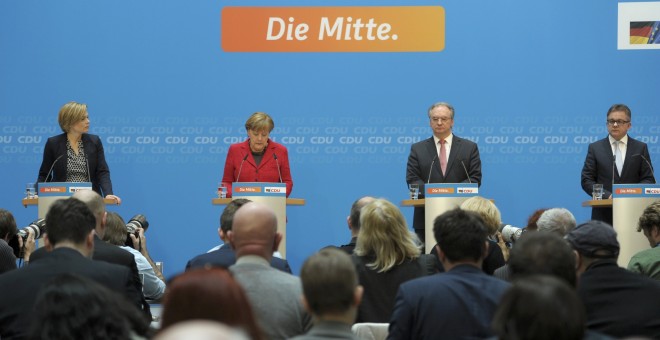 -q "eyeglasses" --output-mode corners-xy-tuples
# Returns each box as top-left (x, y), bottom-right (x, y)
(606, 119), (630, 126)
(431, 117), (452, 123)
